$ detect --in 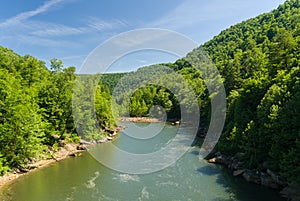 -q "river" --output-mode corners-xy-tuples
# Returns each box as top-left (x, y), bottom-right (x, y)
(0, 122), (284, 201)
